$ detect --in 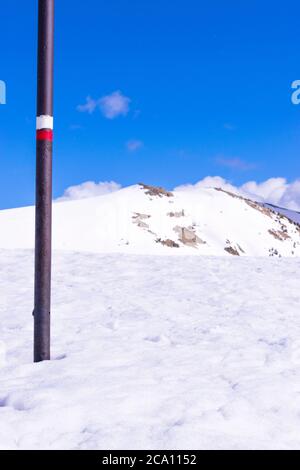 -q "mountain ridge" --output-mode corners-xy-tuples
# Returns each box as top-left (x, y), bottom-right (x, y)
(0, 183), (300, 257)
